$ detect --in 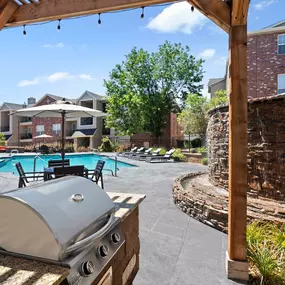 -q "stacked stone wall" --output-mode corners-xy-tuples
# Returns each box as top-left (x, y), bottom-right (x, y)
(208, 95), (285, 200)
